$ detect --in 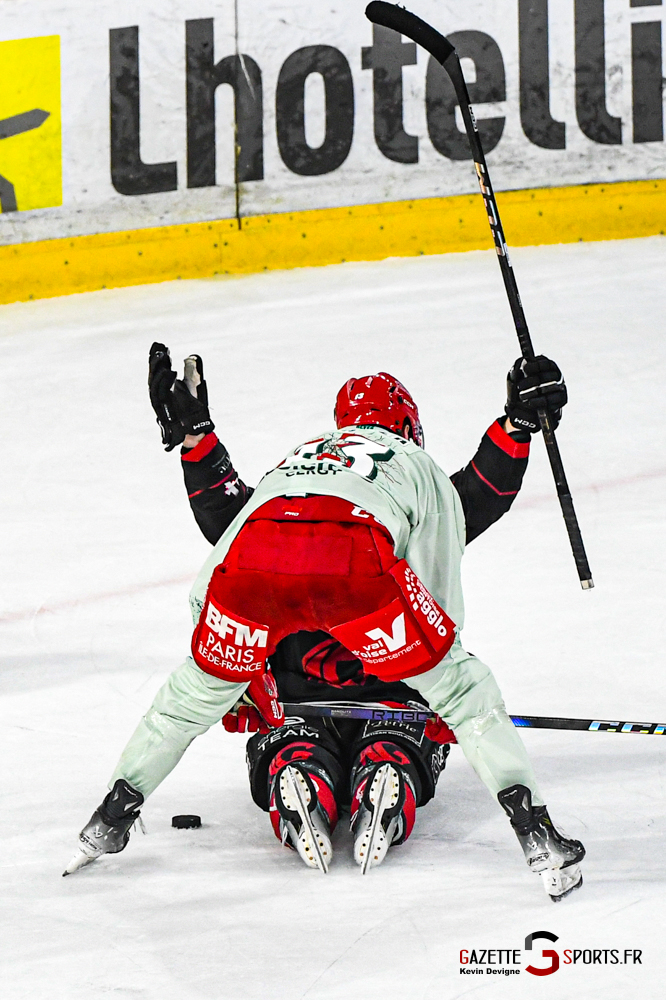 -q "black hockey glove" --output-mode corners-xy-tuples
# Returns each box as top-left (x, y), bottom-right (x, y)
(505, 355), (567, 435)
(148, 342), (215, 452)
